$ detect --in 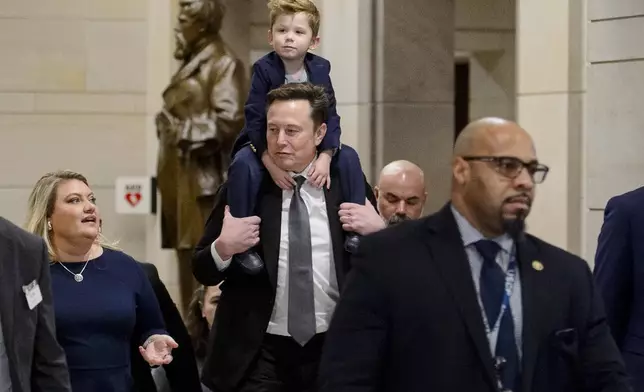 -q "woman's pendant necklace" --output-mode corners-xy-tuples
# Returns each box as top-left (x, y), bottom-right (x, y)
(58, 249), (92, 283)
